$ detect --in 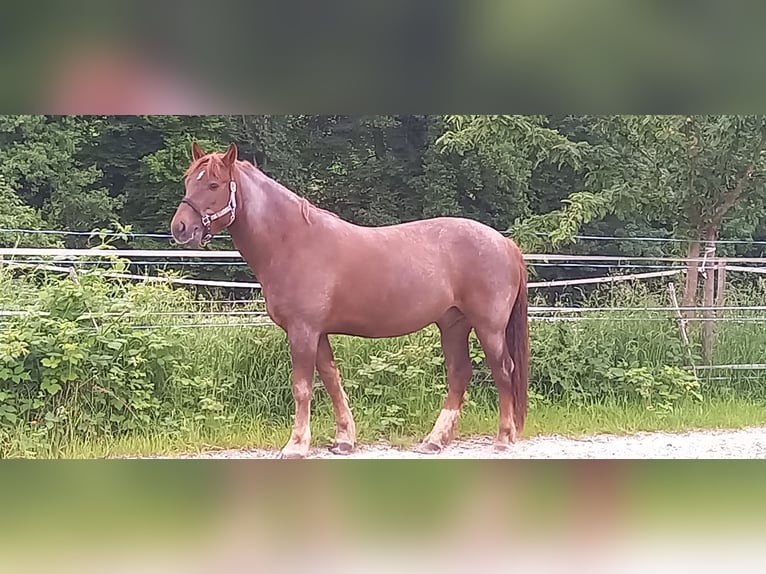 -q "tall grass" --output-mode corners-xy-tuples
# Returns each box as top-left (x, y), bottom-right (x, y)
(1, 265), (766, 457)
